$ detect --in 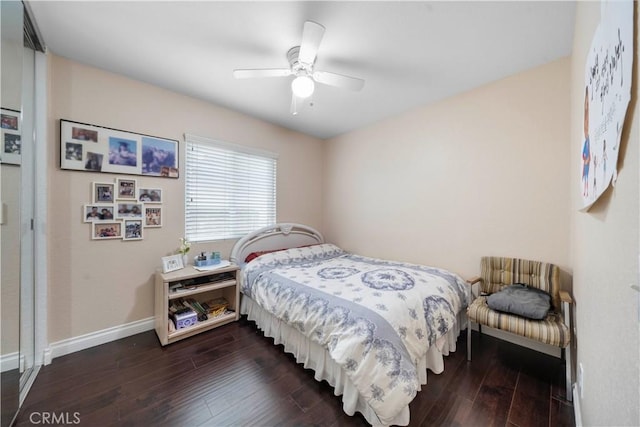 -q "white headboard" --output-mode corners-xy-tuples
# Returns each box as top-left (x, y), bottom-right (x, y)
(230, 223), (324, 265)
